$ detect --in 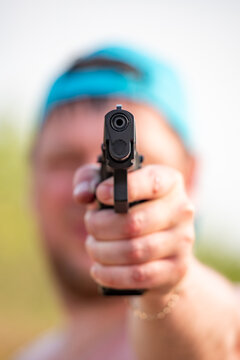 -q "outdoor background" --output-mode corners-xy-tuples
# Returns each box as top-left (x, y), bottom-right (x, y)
(0, 1), (240, 359)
